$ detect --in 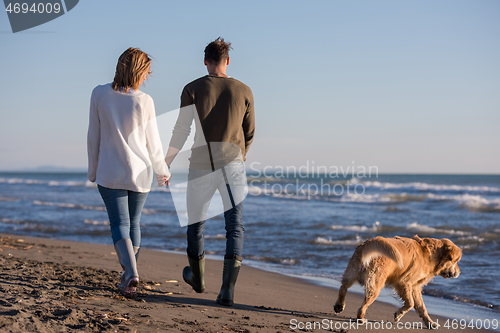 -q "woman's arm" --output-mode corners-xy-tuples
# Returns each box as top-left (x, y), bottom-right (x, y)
(87, 88), (100, 182)
(144, 96), (171, 186)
